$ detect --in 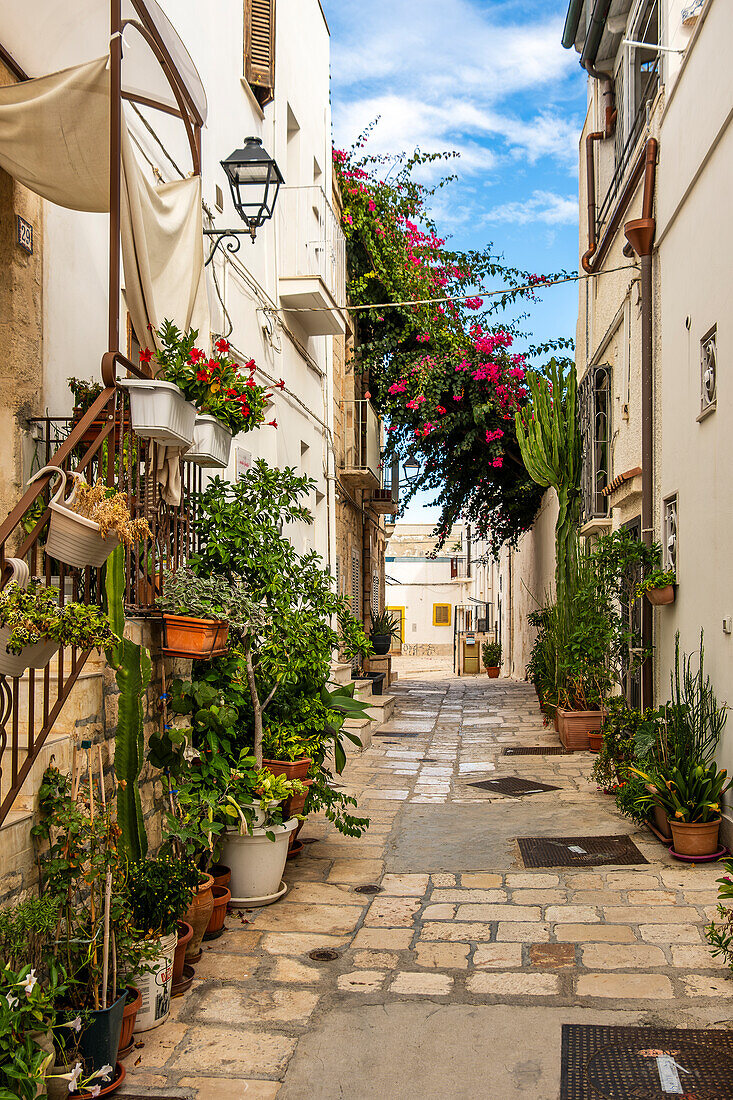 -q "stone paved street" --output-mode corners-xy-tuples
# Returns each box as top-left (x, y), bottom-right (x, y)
(121, 673), (733, 1099)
